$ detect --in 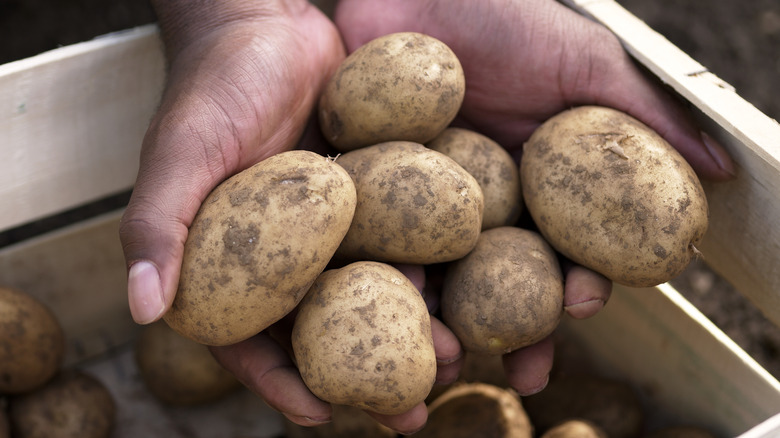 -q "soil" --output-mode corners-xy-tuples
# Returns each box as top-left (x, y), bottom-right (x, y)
(2, 0), (779, 383)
